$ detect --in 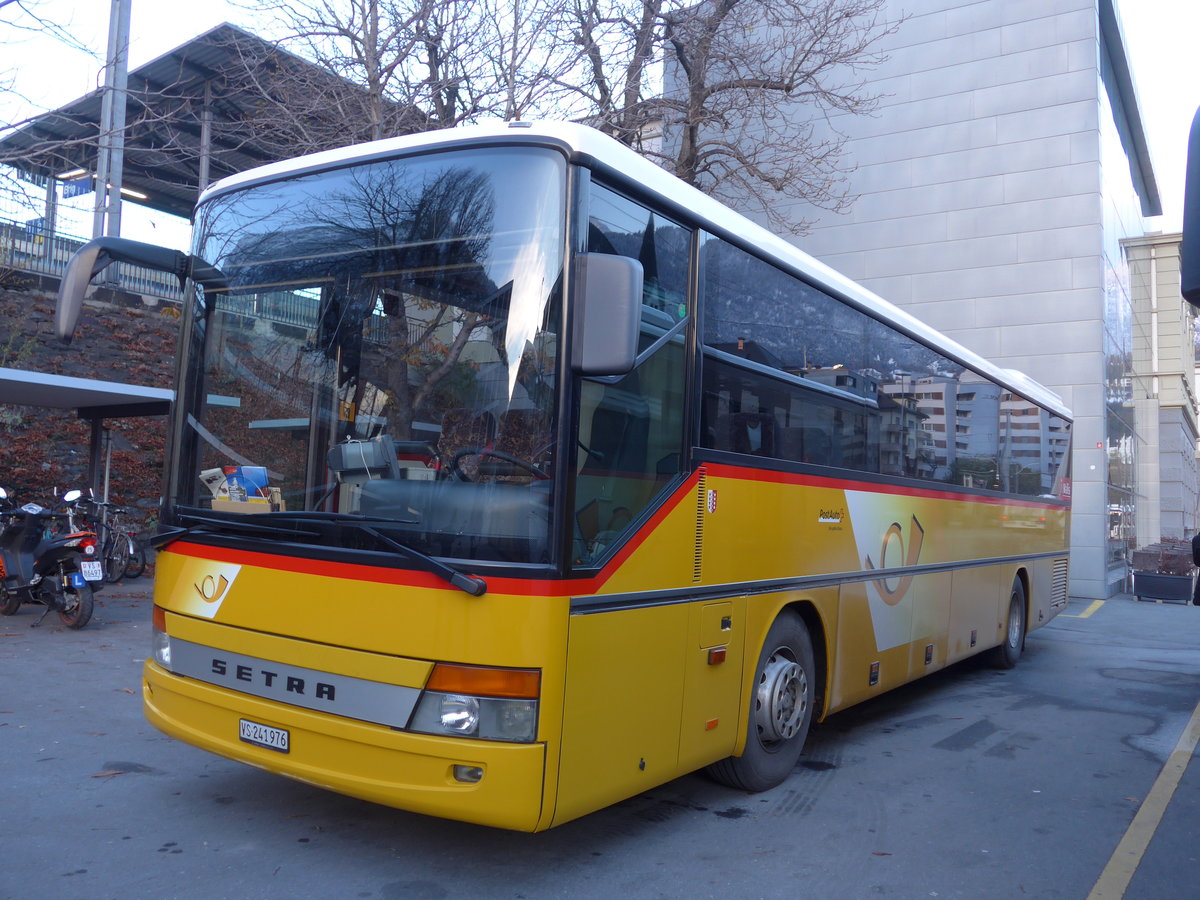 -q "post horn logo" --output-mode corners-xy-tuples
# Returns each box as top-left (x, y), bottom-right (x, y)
(195, 573), (233, 605)
(187, 564), (241, 618)
(864, 515), (925, 607)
